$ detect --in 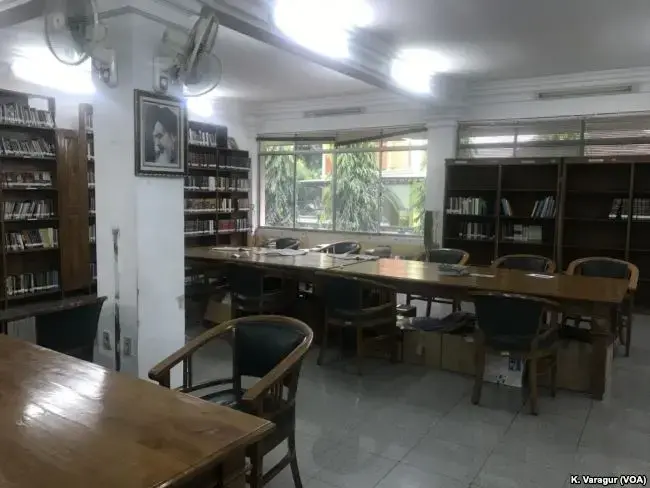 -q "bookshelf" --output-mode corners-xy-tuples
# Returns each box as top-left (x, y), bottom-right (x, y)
(444, 158), (560, 265)
(79, 104), (96, 291)
(444, 156), (650, 310)
(0, 89), (93, 311)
